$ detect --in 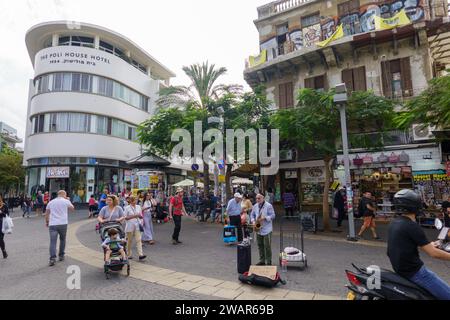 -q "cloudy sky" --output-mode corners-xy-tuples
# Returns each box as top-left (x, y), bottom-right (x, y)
(0, 0), (269, 146)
